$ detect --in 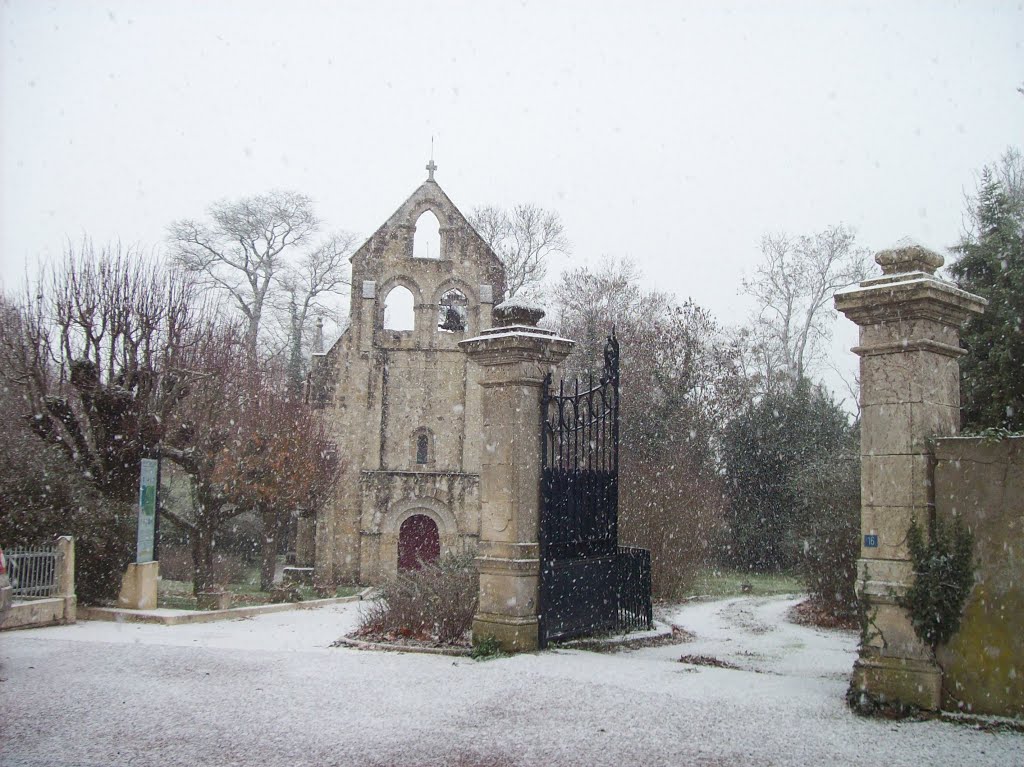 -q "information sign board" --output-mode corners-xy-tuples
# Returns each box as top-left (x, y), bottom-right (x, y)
(137, 458), (158, 563)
